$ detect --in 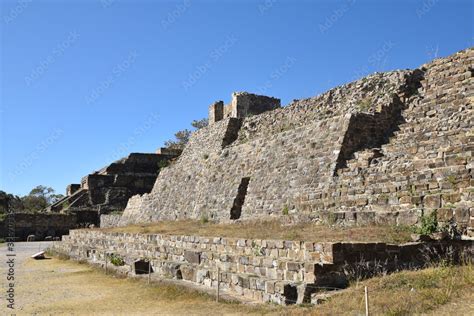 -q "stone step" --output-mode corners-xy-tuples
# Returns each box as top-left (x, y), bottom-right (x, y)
(47, 188), (88, 212)
(339, 147), (472, 177)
